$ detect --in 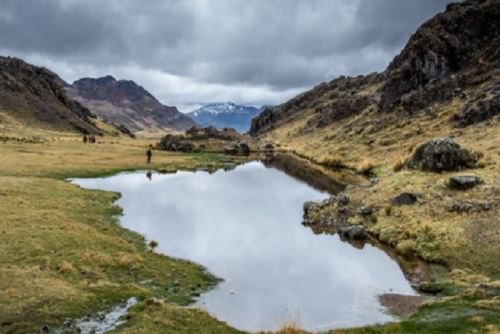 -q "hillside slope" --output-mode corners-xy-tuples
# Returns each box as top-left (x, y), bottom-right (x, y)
(250, 0), (499, 277)
(188, 103), (262, 133)
(0, 56), (101, 134)
(66, 76), (197, 132)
